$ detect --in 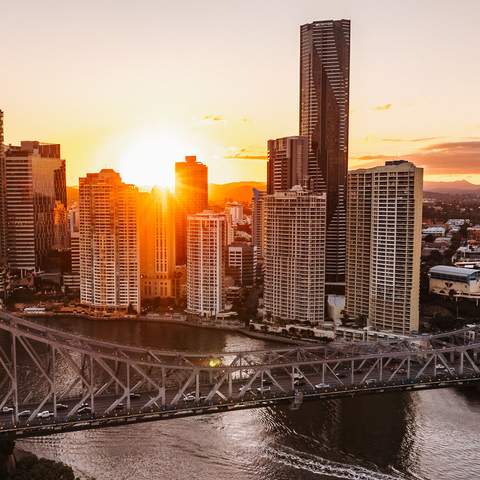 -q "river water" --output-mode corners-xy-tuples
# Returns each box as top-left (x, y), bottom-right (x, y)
(15, 318), (480, 480)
